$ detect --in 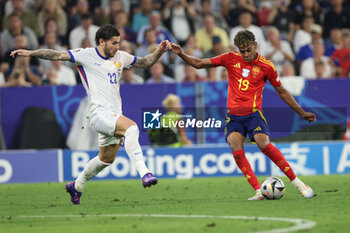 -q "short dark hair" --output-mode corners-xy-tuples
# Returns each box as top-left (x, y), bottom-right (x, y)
(234, 30), (255, 49)
(95, 24), (120, 46)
